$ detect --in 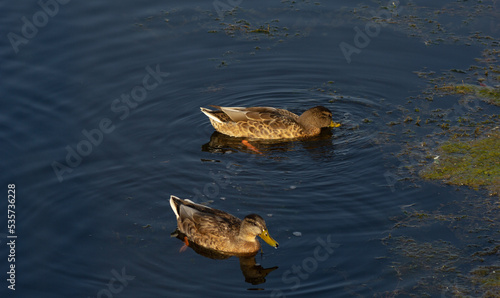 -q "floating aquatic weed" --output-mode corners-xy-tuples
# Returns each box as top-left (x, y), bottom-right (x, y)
(434, 84), (500, 106)
(382, 192), (500, 296)
(420, 129), (500, 196)
(469, 266), (500, 295)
